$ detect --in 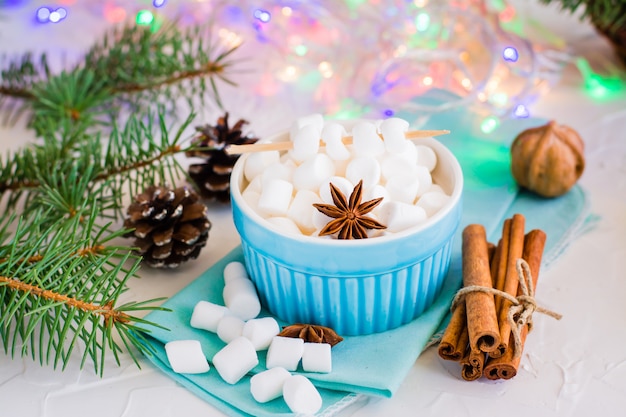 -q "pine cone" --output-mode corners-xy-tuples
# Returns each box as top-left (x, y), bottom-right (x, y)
(186, 112), (258, 203)
(124, 185), (211, 268)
